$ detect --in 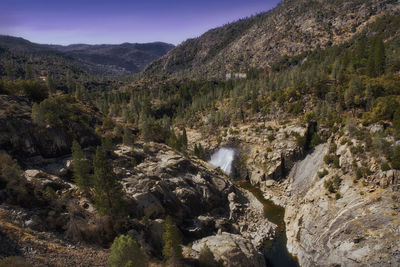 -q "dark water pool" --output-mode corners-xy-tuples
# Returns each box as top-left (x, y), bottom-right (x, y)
(237, 181), (299, 267)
